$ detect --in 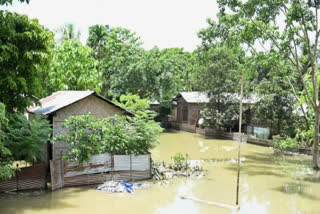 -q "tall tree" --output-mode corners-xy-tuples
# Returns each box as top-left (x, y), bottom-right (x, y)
(87, 26), (144, 98)
(0, 11), (54, 112)
(87, 25), (110, 62)
(196, 46), (243, 130)
(215, 0), (320, 169)
(87, 25), (198, 101)
(0, 103), (14, 181)
(47, 40), (101, 94)
(55, 23), (81, 44)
